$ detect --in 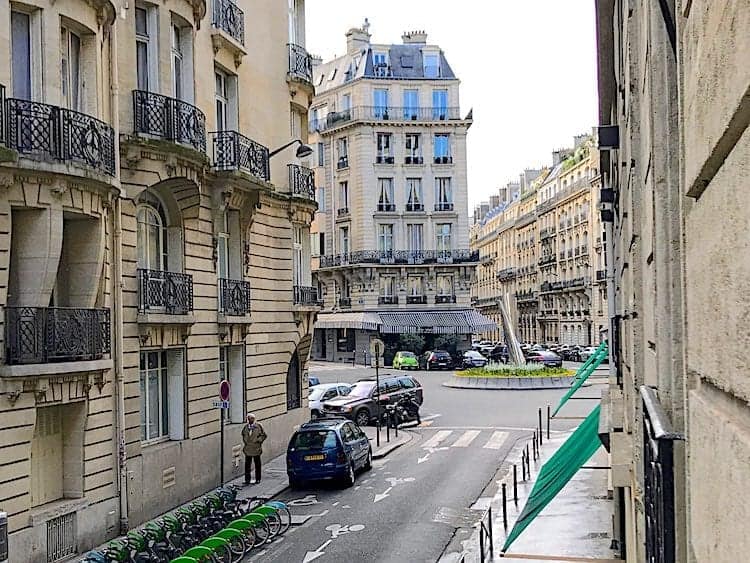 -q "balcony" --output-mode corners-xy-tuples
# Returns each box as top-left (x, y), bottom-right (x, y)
(2, 96), (115, 176)
(515, 290), (537, 303)
(338, 297), (351, 308)
(375, 155), (395, 164)
(133, 90), (206, 153)
(212, 0), (245, 45)
(540, 227), (556, 240)
(596, 269), (606, 282)
(4, 307), (110, 366)
(559, 252), (566, 260)
(312, 106), (462, 133)
(288, 164), (315, 200)
(293, 286), (322, 307)
(568, 249), (574, 258)
(219, 278), (251, 316)
(287, 43), (313, 85)
(539, 255), (556, 266)
(210, 130), (270, 182)
(336, 207), (350, 219)
(138, 269), (194, 317)
(434, 202), (455, 212)
(433, 156), (453, 165)
(318, 249), (479, 268)
(376, 203), (396, 212)
(405, 203), (424, 212)
(406, 295), (427, 305)
(378, 296), (398, 305)
(337, 156), (349, 169)
(435, 295), (456, 304)
(497, 267), (516, 282)
(404, 156), (424, 165)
